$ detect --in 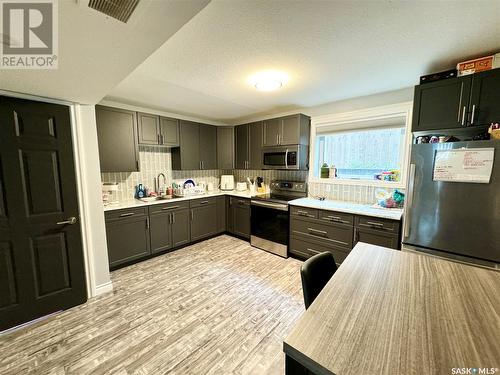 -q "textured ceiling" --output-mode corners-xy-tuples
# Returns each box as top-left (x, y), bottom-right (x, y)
(106, 0), (500, 124)
(0, 0), (209, 104)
